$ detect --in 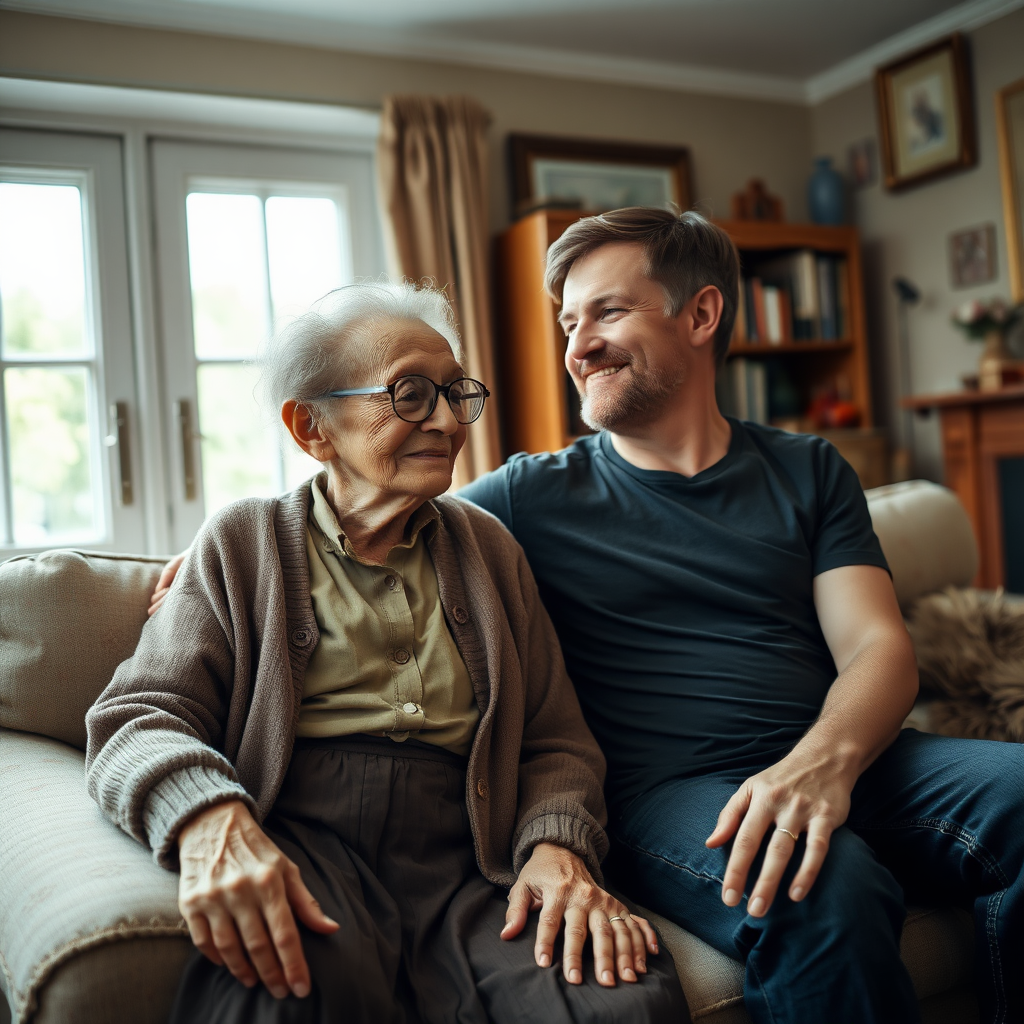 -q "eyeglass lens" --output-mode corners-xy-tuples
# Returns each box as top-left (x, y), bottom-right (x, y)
(392, 376), (487, 424)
